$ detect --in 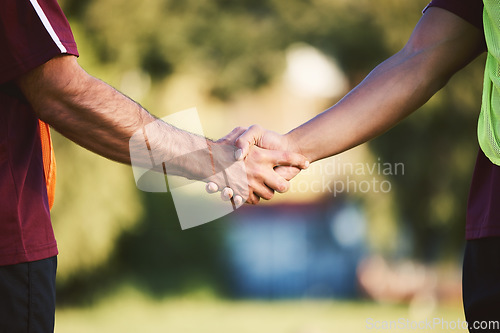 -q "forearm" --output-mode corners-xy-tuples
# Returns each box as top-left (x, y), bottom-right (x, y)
(288, 50), (442, 162)
(18, 55), (212, 179)
(287, 7), (484, 163)
(18, 55), (310, 204)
